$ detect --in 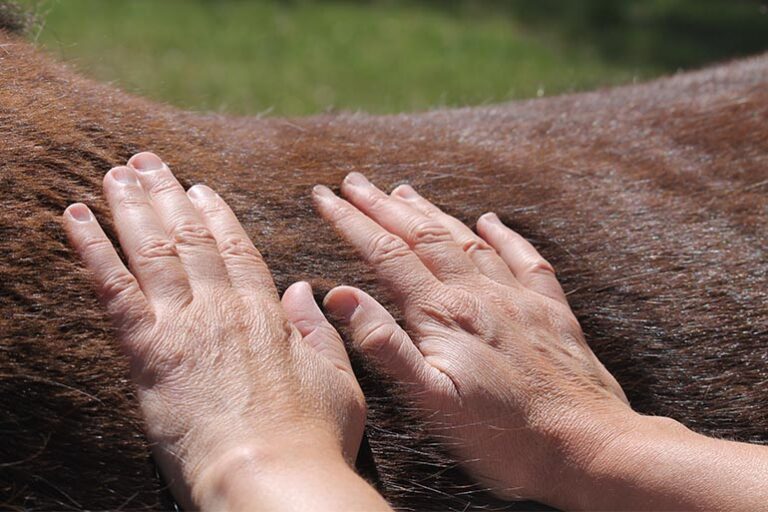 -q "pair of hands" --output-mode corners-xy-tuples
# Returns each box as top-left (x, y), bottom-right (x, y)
(63, 152), (634, 510)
